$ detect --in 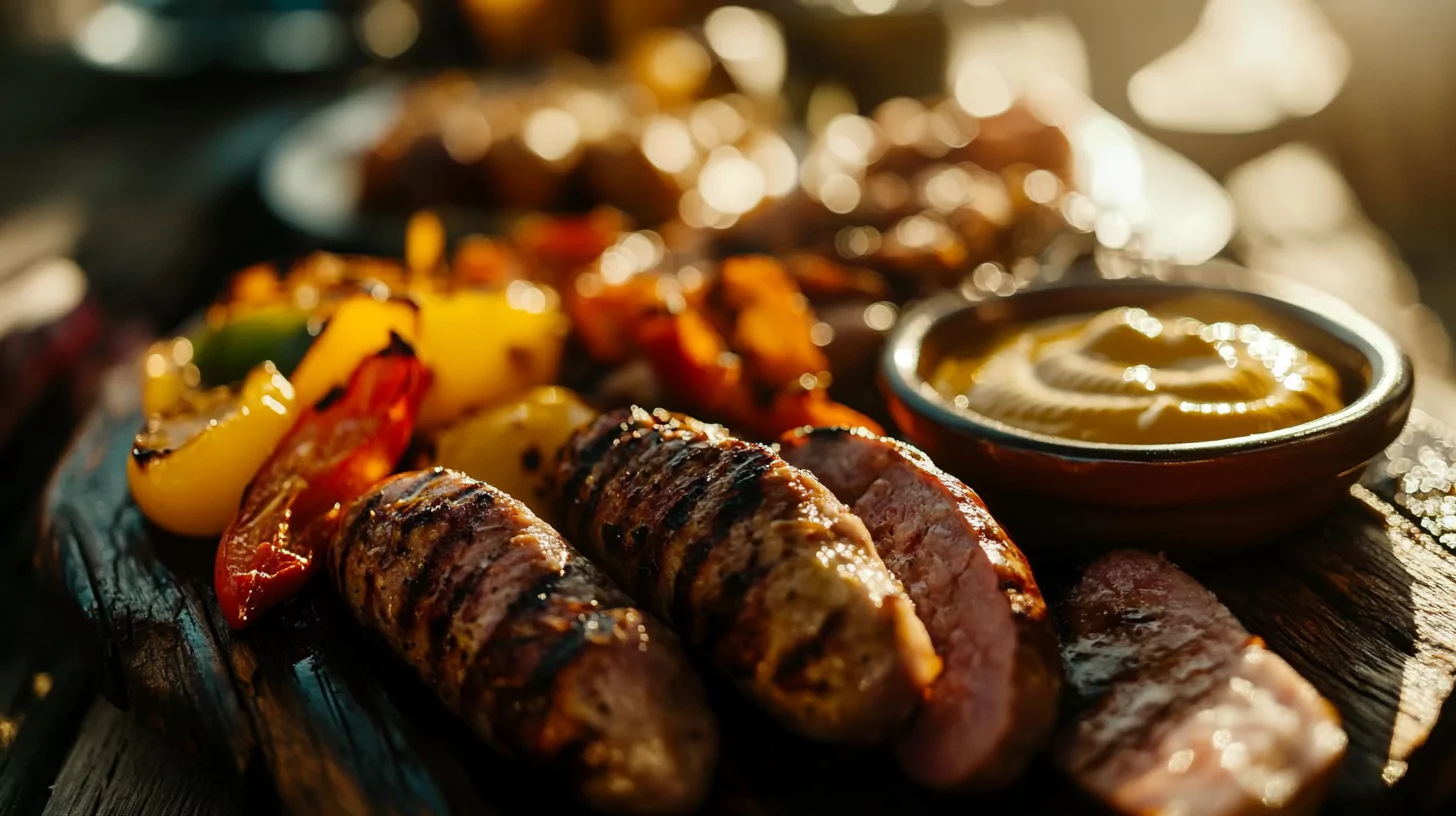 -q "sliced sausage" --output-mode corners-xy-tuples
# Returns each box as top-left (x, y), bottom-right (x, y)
(1058, 550), (1347, 816)
(553, 406), (940, 744)
(780, 426), (1061, 790)
(330, 468), (718, 815)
